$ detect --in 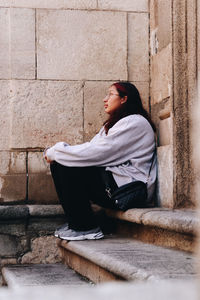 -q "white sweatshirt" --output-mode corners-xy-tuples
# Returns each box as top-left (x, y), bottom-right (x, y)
(46, 115), (157, 201)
